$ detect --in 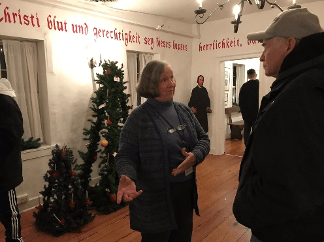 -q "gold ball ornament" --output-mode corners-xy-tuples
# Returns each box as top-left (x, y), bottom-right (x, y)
(100, 139), (109, 147)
